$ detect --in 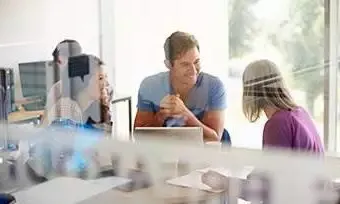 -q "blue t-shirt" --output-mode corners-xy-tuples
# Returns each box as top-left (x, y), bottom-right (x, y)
(137, 72), (227, 126)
